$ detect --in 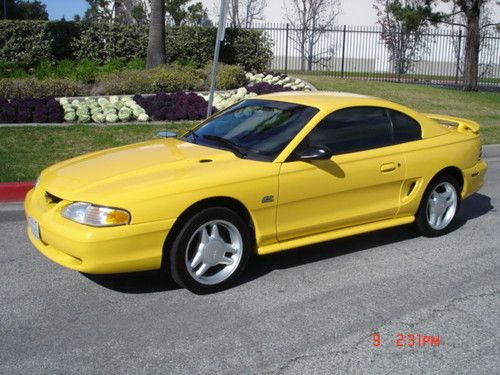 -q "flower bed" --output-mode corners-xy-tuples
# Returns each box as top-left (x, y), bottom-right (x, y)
(0, 73), (314, 124)
(0, 96), (63, 124)
(133, 92), (208, 121)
